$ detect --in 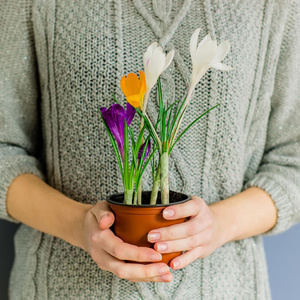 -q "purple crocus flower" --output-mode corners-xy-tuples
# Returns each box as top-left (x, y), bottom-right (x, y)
(100, 103), (136, 160)
(137, 140), (151, 162)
